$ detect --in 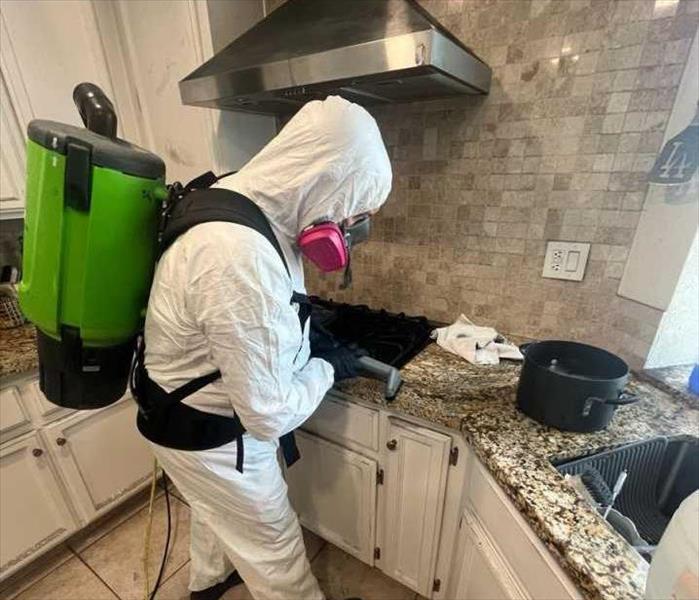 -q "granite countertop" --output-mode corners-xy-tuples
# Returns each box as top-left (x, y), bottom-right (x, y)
(2, 323), (697, 598)
(638, 364), (699, 410)
(0, 324), (38, 378)
(335, 343), (699, 600)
